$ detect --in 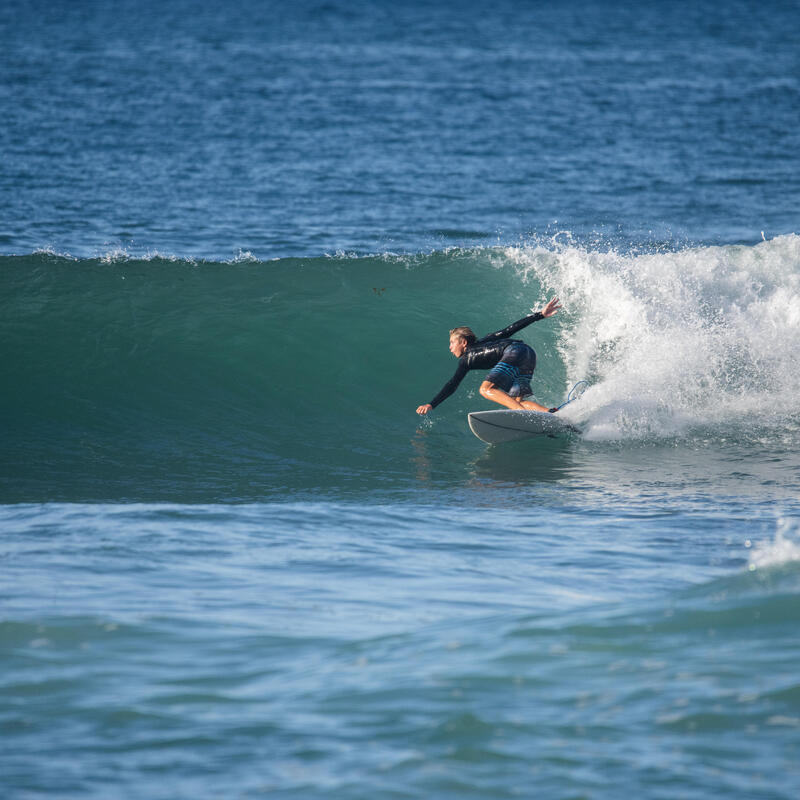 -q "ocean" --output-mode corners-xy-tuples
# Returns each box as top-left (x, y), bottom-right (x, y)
(2, 1), (799, 798)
